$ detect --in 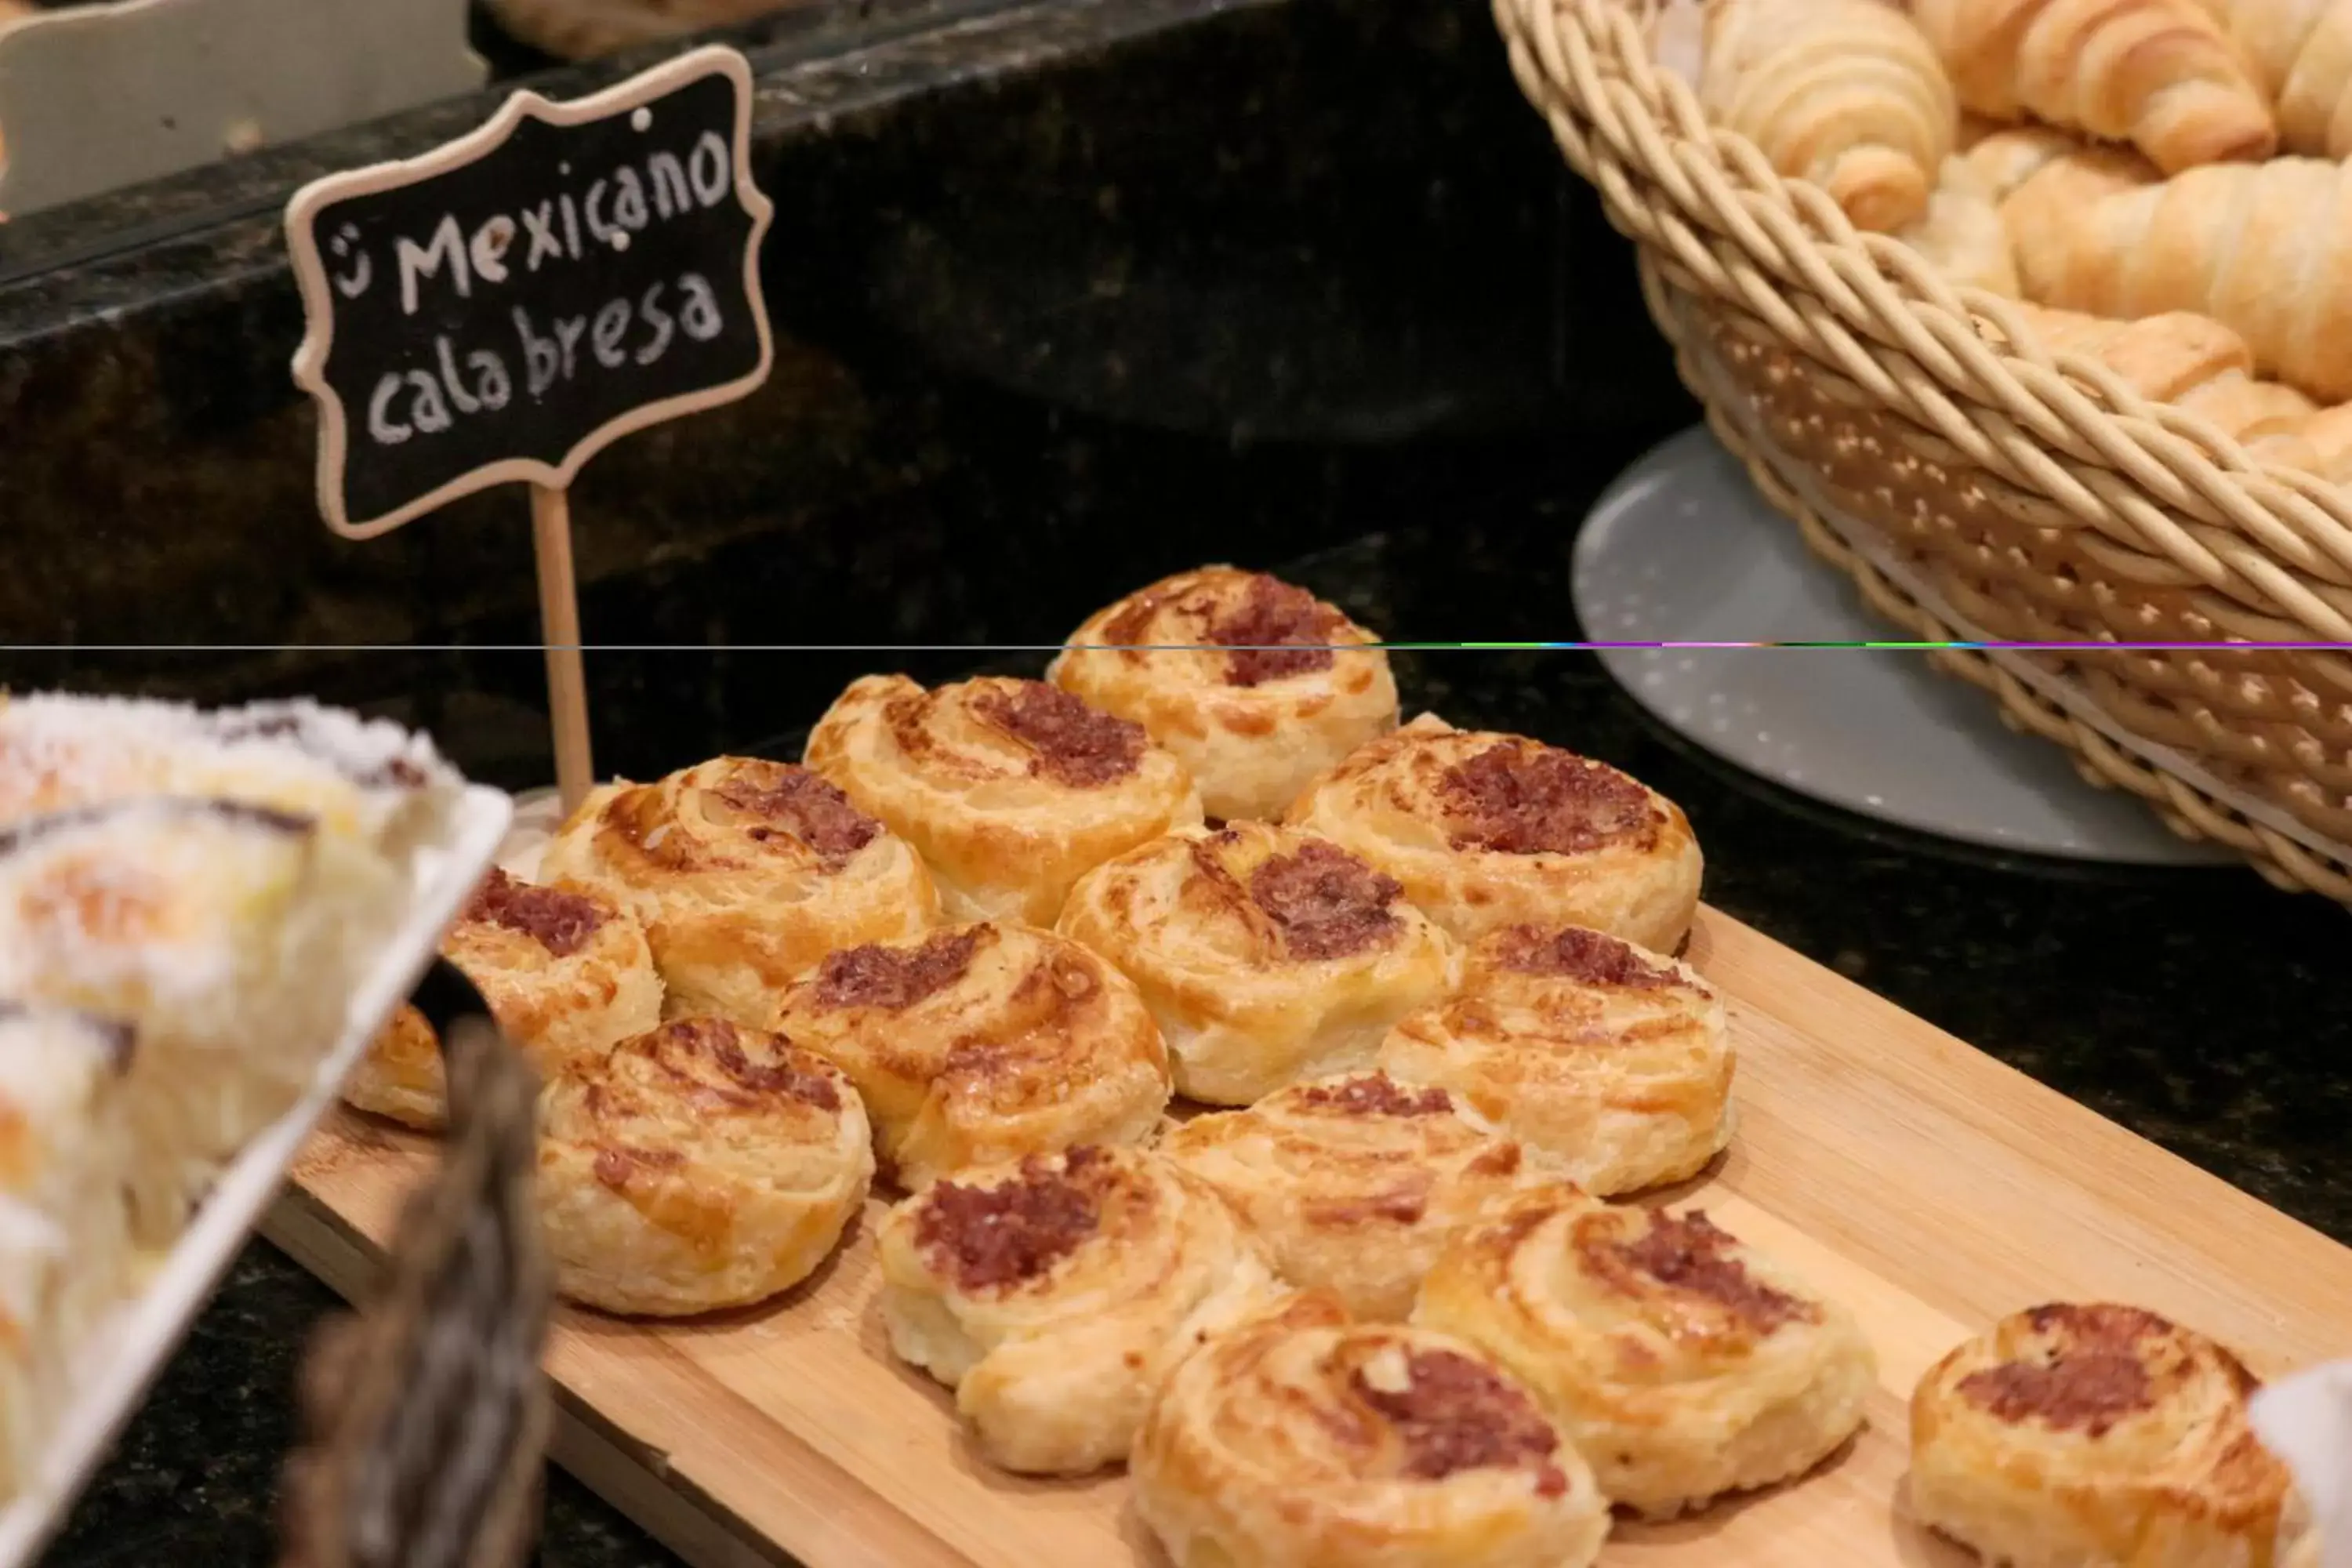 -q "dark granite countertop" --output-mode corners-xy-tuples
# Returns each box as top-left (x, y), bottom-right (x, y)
(34, 449), (2352, 1568)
